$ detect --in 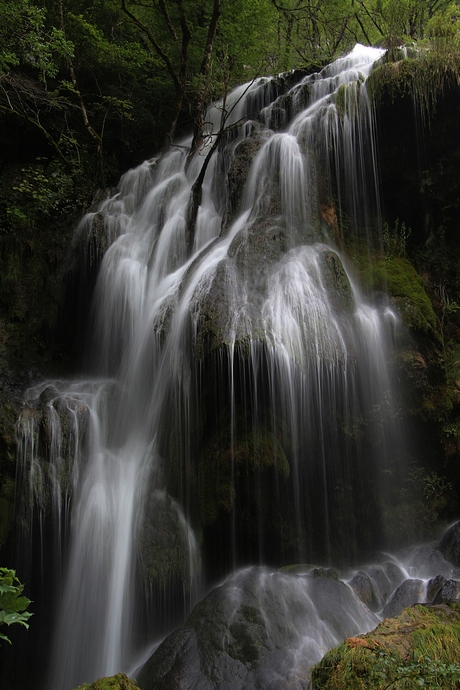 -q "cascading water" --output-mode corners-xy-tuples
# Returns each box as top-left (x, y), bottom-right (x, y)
(12, 44), (437, 689)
